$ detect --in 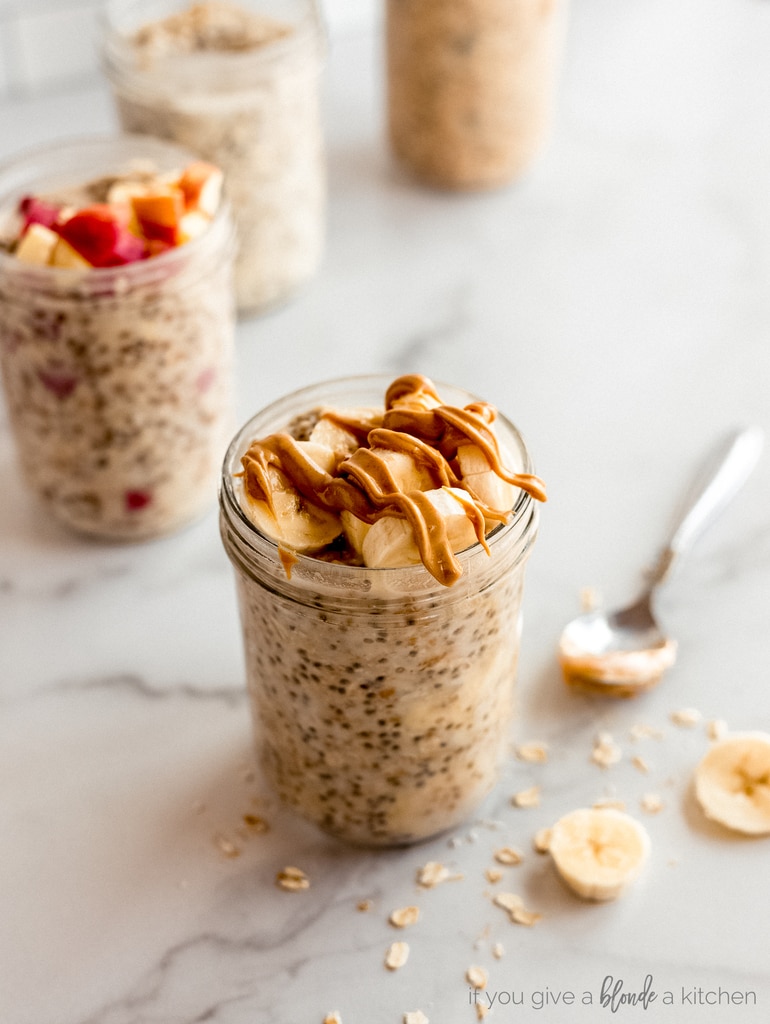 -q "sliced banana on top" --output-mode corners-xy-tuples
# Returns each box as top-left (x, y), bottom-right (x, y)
(694, 732), (770, 836)
(361, 487), (480, 571)
(548, 807), (651, 901)
(240, 448), (341, 553)
(456, 443), (517, 514)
